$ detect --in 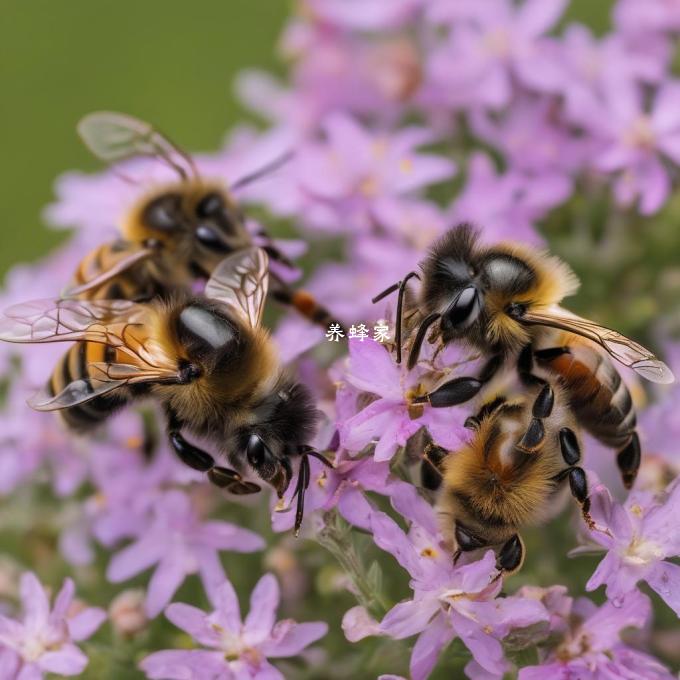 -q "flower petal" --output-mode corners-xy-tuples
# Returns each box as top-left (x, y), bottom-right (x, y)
(51, 578), (75, 623)
(262, 620), (328, 658)
(344, 339), (402, 400)
(380, 598), (439, 639)
(107, 535), (163, 582)
(37, 644), (89, 676)
(209, 578), (242, 633)
(244, 573), (279, 643)
(516, 0), (568, 37)
(140, 649), (228, 679)
(20, 572), (50, 631)
(337, 487), (375, 531)
(410, 611), (455, 680)
(146, 556), (187, 618)
(451, 610), (506, 676)
(165, 602), (221, 648)
(68, 607), (107, 642)
(342, 606), (380, 642)
(646, 560), (680, 617)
